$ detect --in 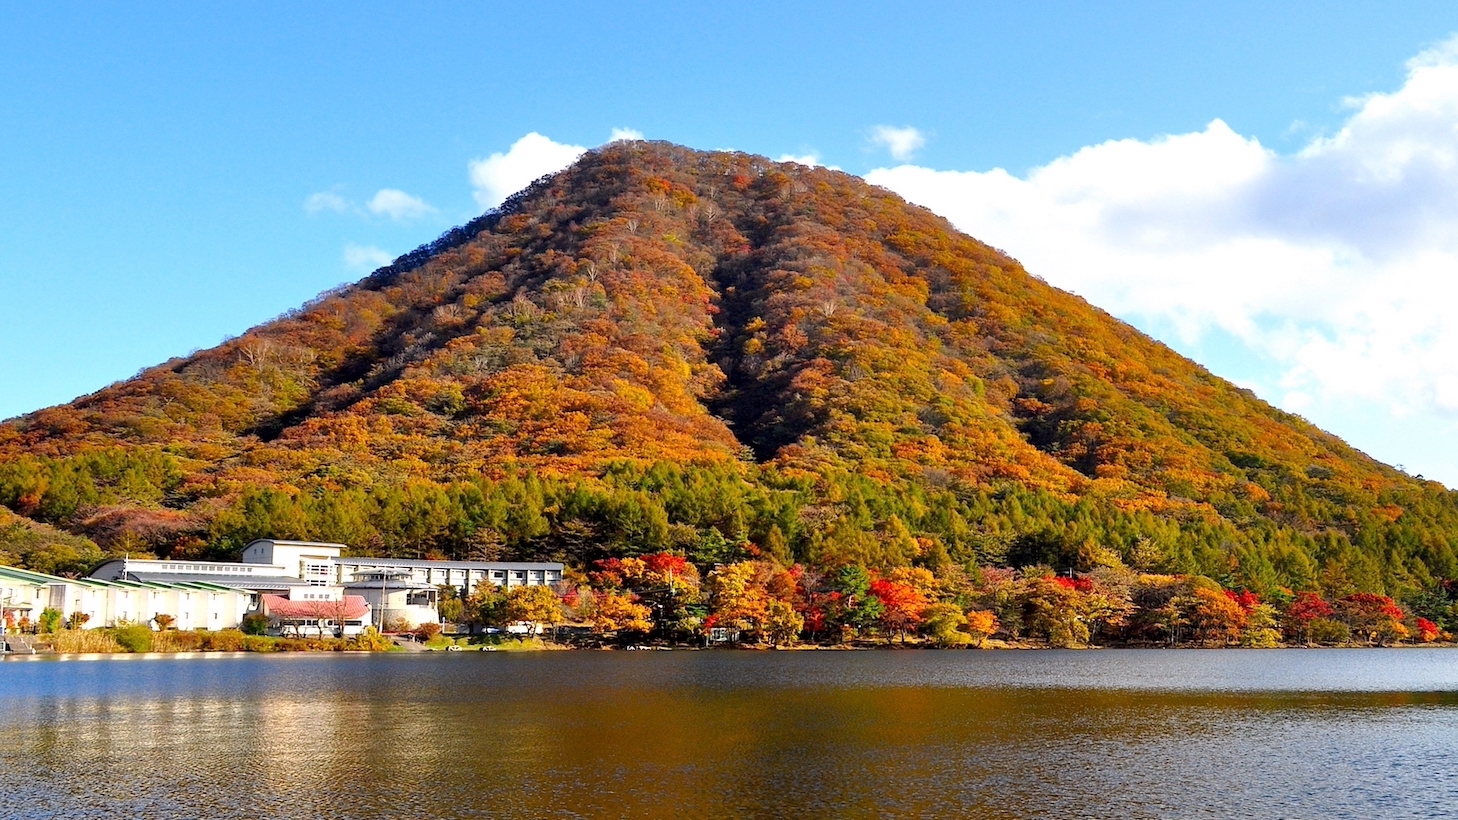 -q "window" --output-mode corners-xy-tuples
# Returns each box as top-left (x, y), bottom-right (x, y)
(304, 562), (332, 586)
